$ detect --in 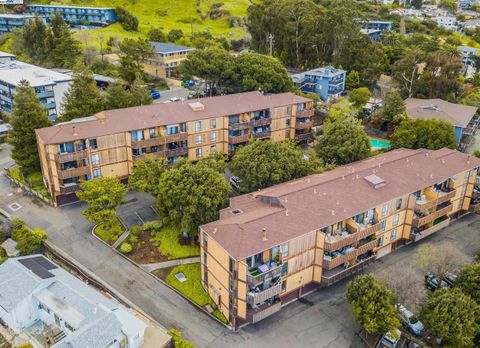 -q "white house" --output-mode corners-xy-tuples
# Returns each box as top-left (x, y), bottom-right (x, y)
(0, 255), (148, 348)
